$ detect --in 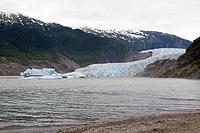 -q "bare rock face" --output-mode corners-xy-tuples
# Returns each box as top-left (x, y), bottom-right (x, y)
(170, 37), (200, 79)
(53, 54), (80, 72)
(0, 58), (27, 76)
(136, 59), (176, 77)
(0, 54), (80, 76)
(177, 37), (200, 68)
